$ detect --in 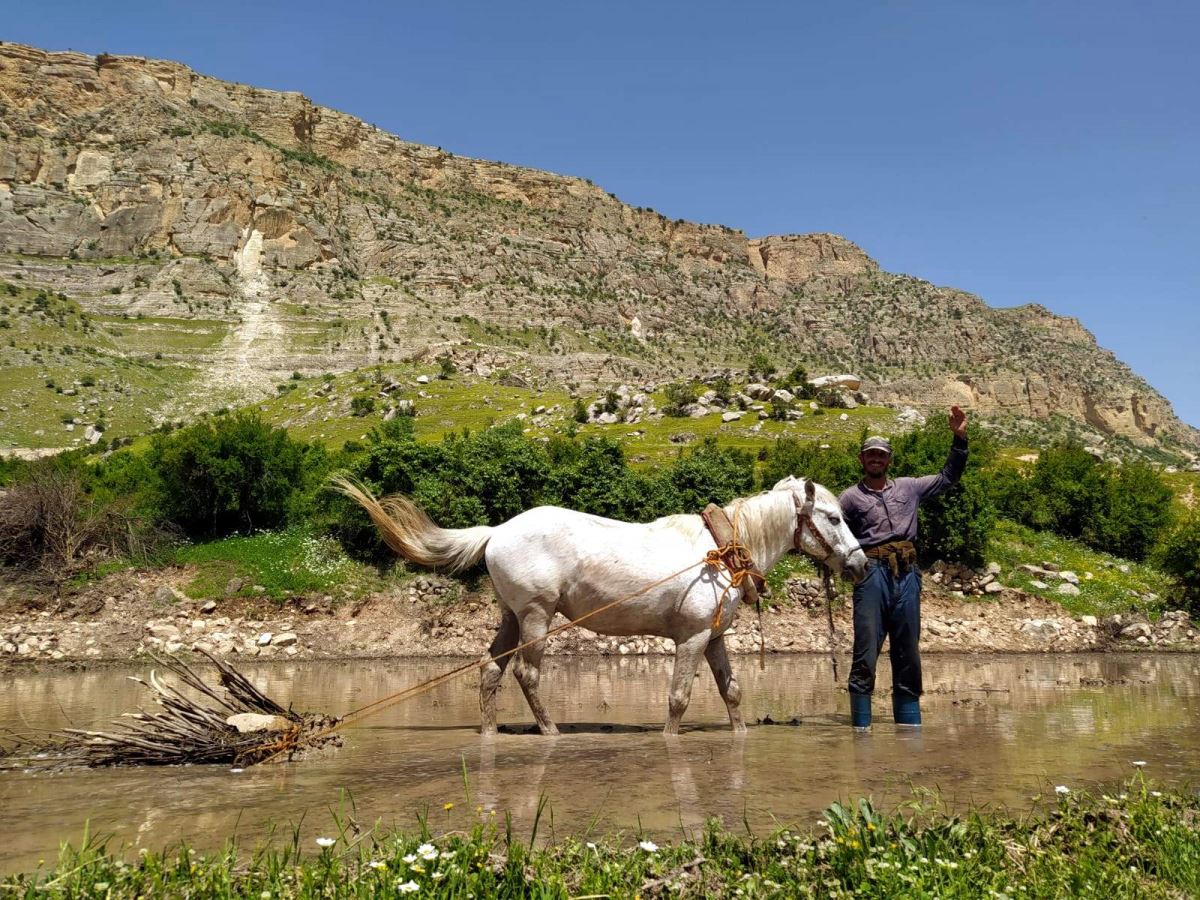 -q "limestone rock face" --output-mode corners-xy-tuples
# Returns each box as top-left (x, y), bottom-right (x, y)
(0, 41), (1195, 451)
(749, 233), (878, 281)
